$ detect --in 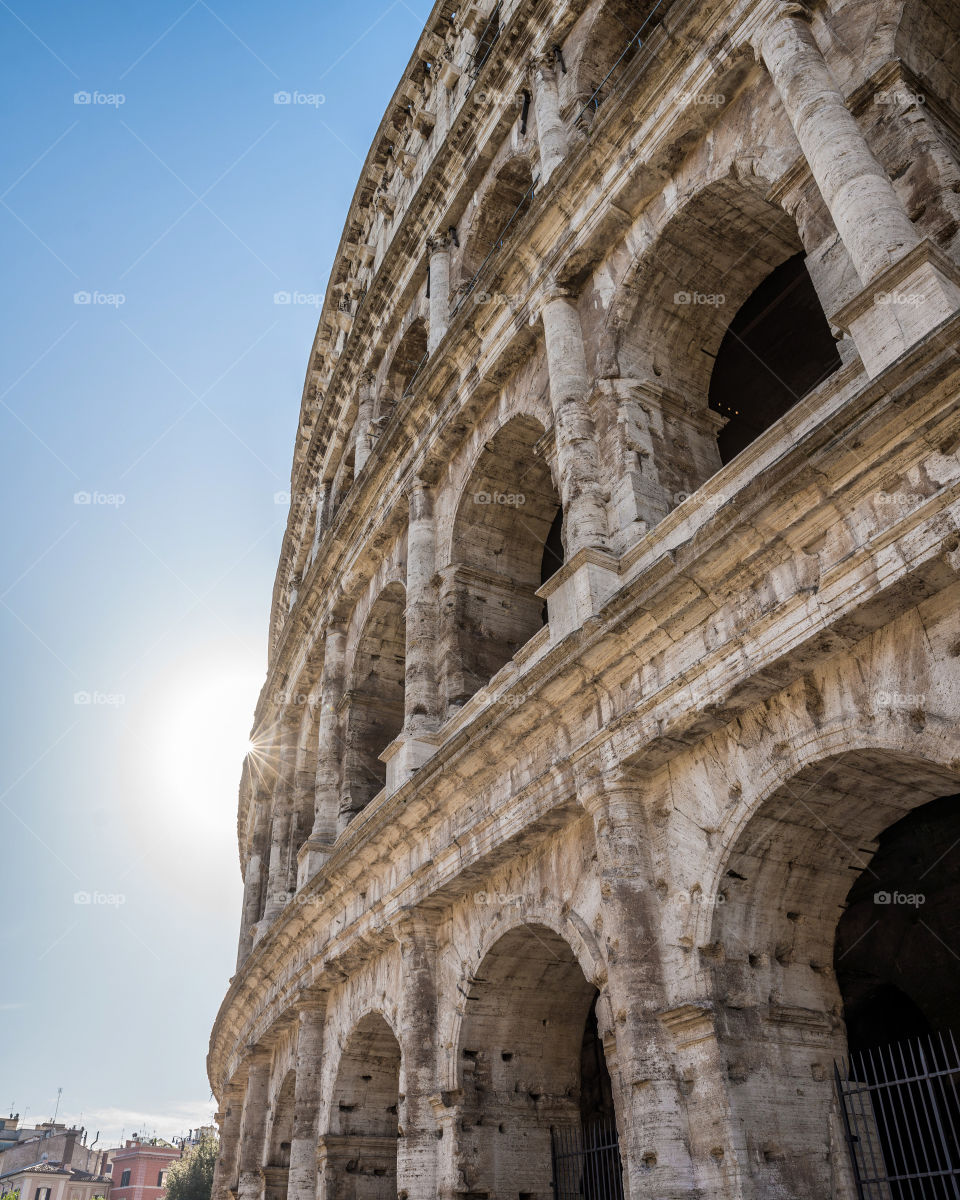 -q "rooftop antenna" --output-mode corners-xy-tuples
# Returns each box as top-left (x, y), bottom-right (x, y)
(53, 1089), (62, 1124)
